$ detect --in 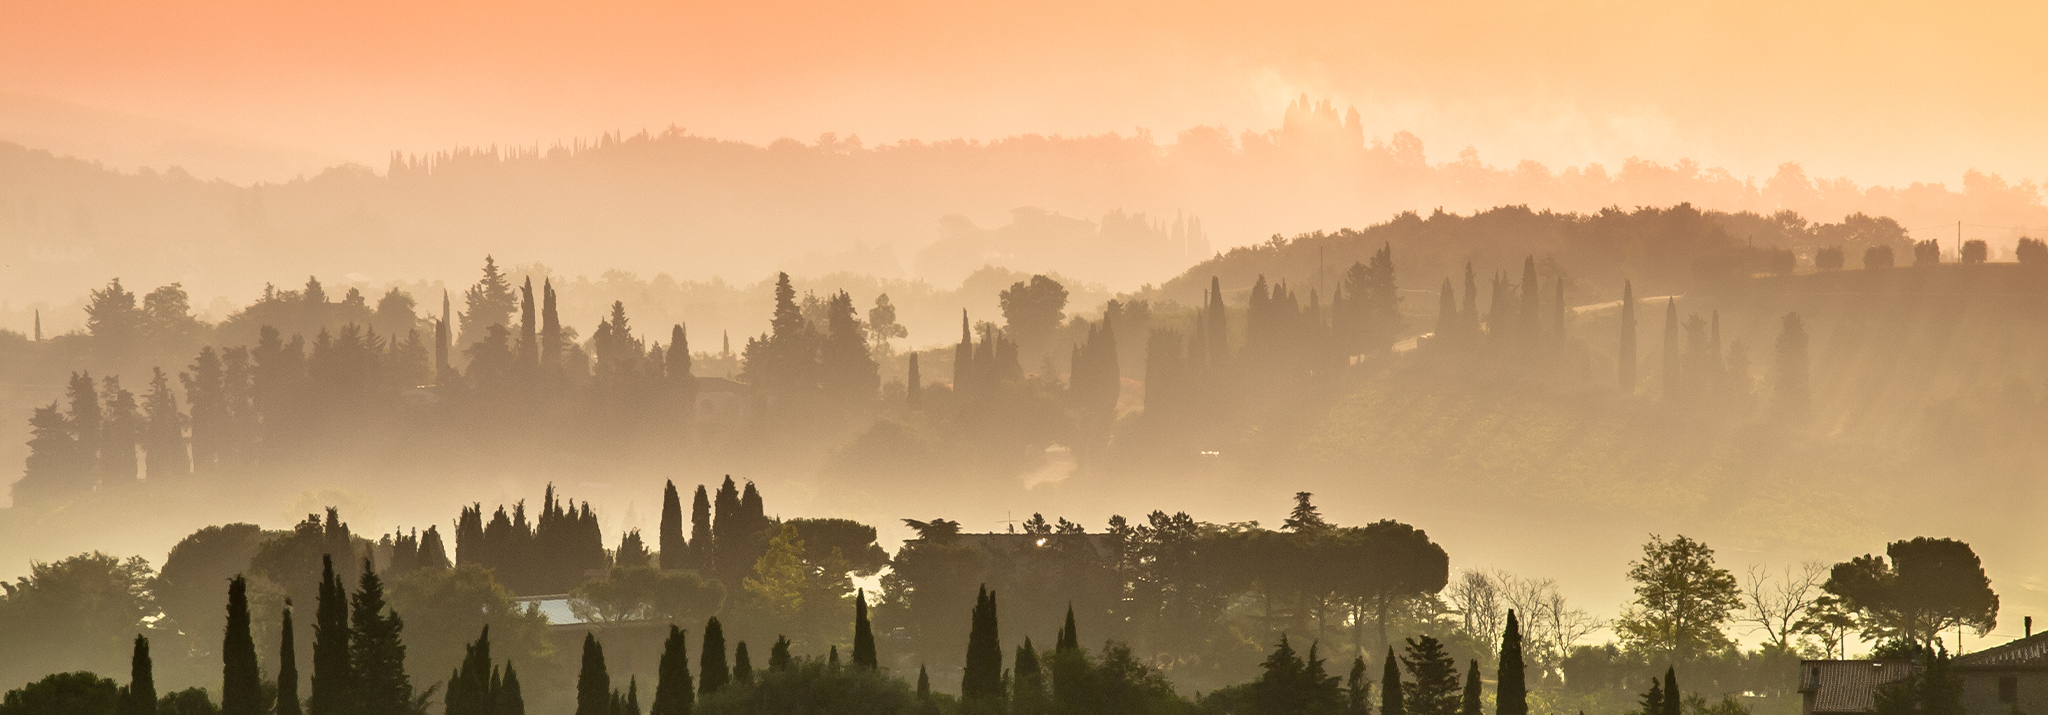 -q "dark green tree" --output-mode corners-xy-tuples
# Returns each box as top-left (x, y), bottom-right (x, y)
(852, 590), (878, 670)
(1616, 535), (1741, 660)
(1661, 298), (1679, 401)
(732, 642), (754, 686)
(960, 586), (1005, 705)
(1661, 668), (1679, 715)
(1497, 609), (1525, 715)
(1460, 661), (1480, 715)
(1871, 647), (1963, 715)
(689, 486), (713, 569)
(0, 672), (120, 715)
(663, 479), (688, 569)
(349, 560), (410, 714)
(1013, 638), (1047, 714)
(768, 637), (792, 672)
(1823, 537), (1999, 648)
(1346, 656), (1370, 715)
(1381, 648), (1405, 715)
(906, 353), (923, 407)
(309, 556), (353, 715)
(651, 625), (693, 715)
(277, 602), (301, 715)
(222, 577), (262, 715)
(121, 635), (155, 715)
(1401, 635), (1460, 715)
(577, 634), (611, 715)
(700, 617), (729, 696)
